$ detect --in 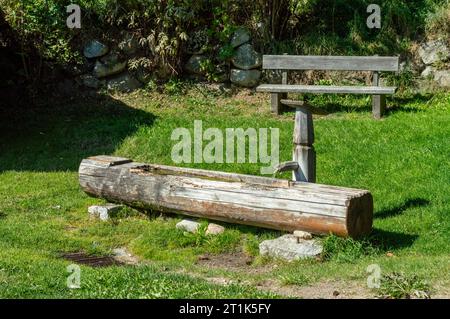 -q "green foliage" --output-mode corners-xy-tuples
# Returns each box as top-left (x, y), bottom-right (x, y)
(425, 0), (450, 41)
(322, 235), (379, 263)
(279, 272), (311, 286)
(0, 90), (449, 297)
(377, 272), (431, 299)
